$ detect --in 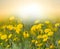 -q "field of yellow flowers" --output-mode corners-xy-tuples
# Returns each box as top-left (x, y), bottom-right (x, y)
(0, 16), (60, 49)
